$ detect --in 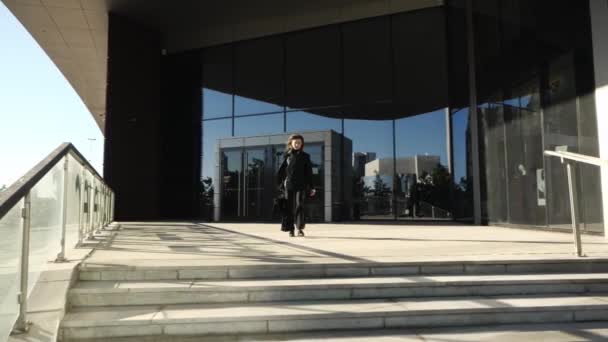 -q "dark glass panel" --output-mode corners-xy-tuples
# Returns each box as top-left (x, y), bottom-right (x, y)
(451, 108), (474, 220)
(234, 37), (284, 115)
(342, 16), (391, 105)
(447, 0), (473, 220)
(393, 7), (448, 114)
(503, 78), (545, 226)
(221, 149), (242, 219)
(203, 46), (233, 119)
(479, 99), (508, 224)
(285, 26), (341, 109)
(201, 119), (232, 219)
